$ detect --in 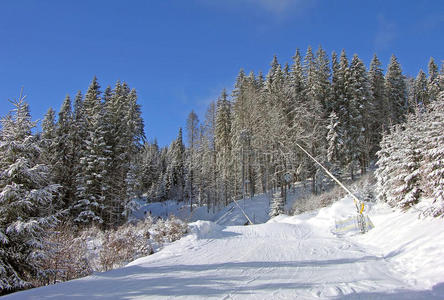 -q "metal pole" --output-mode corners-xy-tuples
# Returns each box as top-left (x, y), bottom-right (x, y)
(295, 142), (362, 212)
